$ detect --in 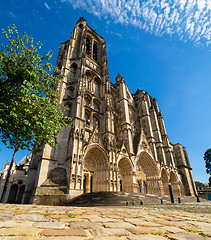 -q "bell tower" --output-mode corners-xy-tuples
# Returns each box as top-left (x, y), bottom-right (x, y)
(55, 17), (115, 197)
(27, 17), (117, 203)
